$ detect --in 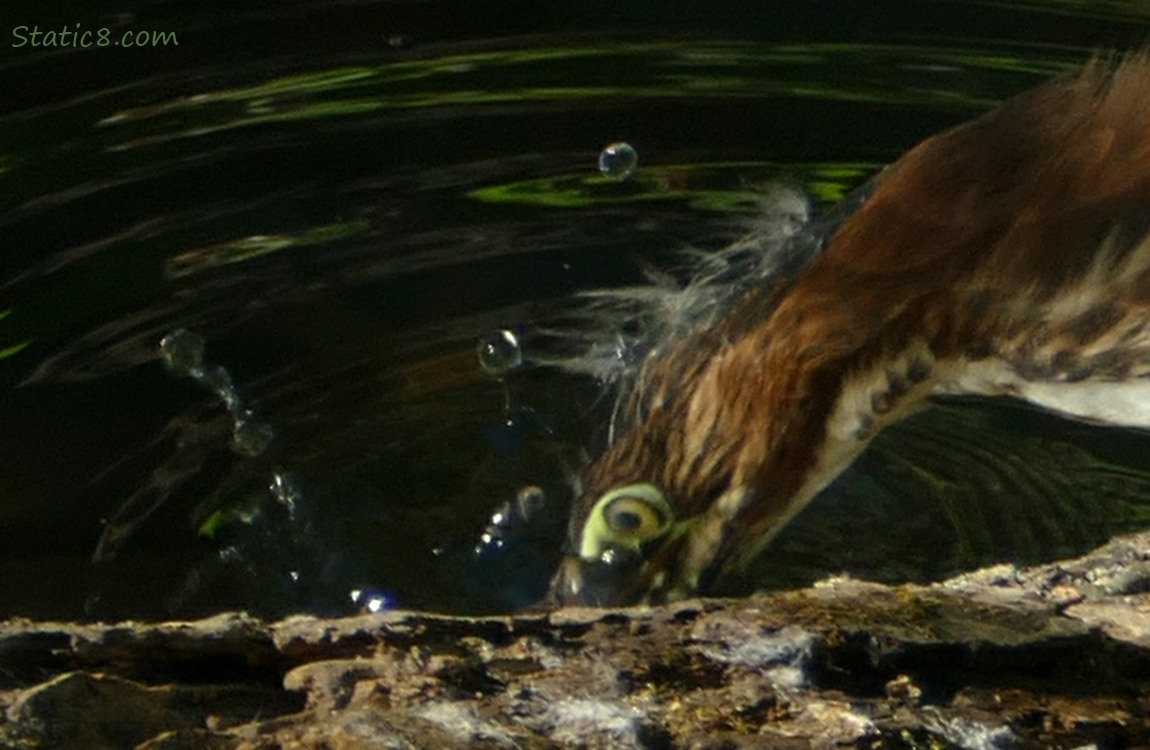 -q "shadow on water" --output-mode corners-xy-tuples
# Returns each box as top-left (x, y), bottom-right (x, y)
(2, 0), (1150, 619)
